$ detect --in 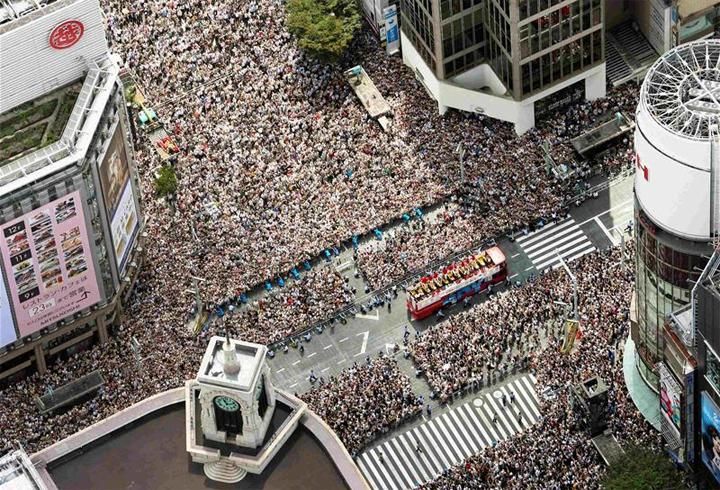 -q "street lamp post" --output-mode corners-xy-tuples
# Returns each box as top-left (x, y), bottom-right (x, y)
(455, 142), (465, 184)
(555, 251), (578, 321)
